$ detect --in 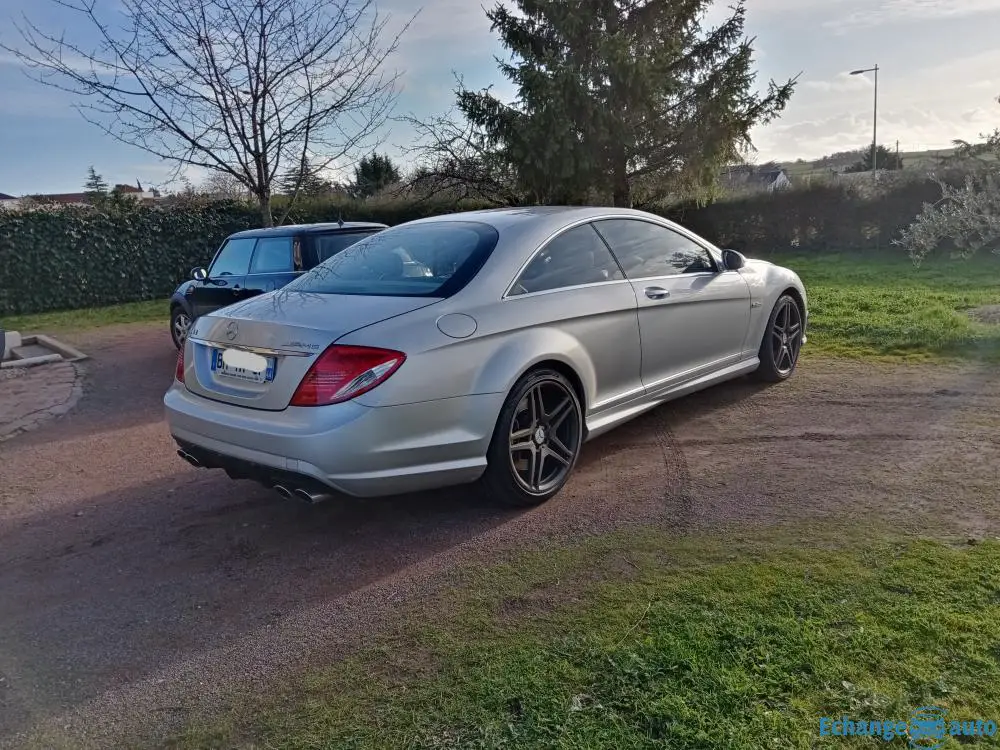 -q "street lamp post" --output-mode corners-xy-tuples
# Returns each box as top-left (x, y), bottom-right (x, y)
(850, 65), (879, 174)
